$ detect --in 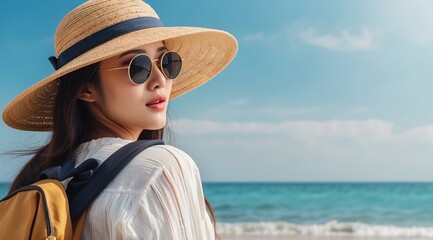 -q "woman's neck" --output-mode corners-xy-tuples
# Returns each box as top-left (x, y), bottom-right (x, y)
(86, 120), (140, 142)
